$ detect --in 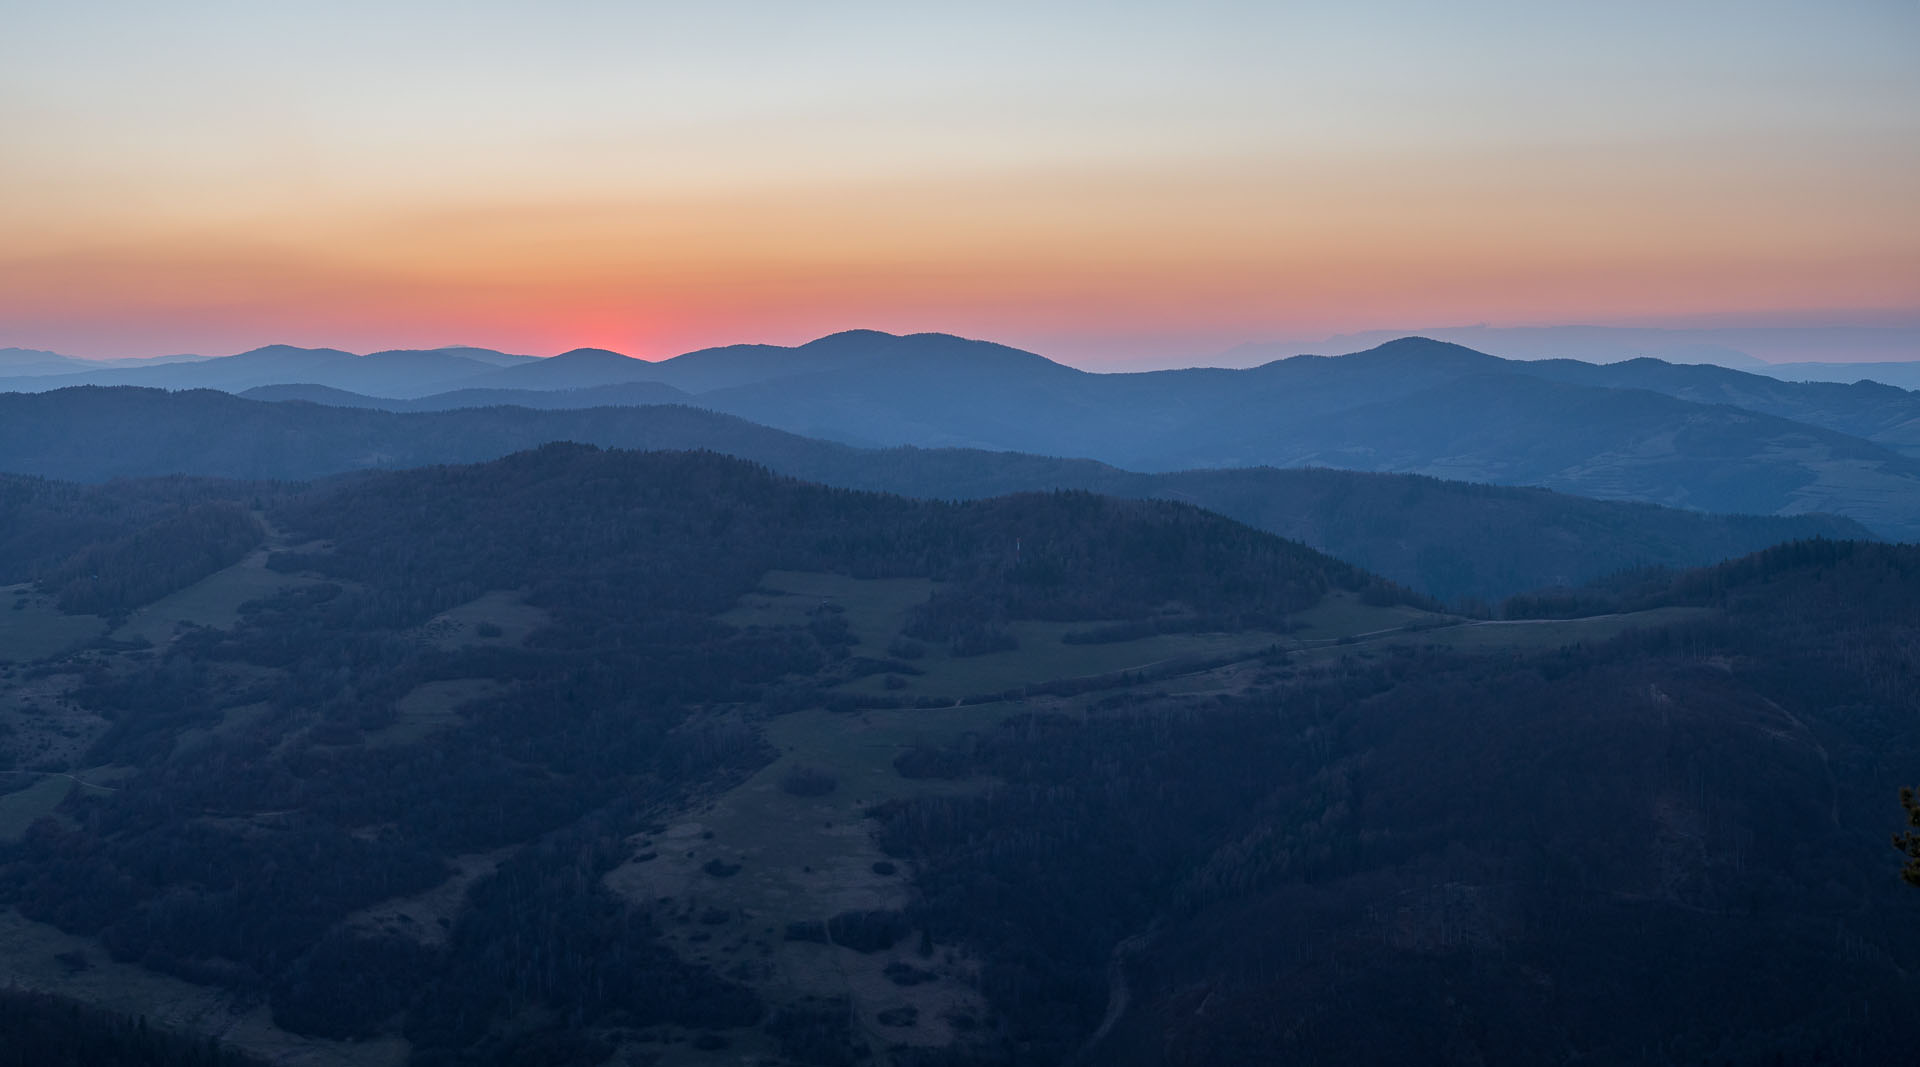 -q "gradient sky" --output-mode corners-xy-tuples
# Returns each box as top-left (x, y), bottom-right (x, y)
(3, 1), (1916, 366)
